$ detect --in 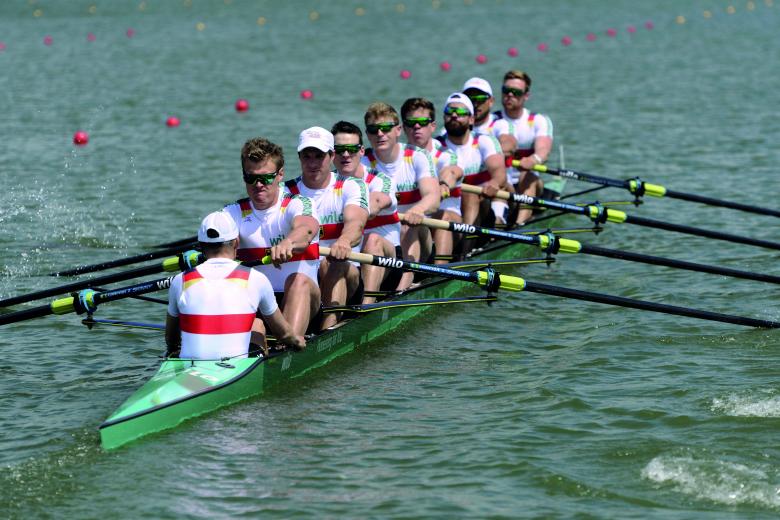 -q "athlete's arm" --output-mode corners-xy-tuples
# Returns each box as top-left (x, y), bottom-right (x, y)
(271, 214), (319, 266)
(437, 165), (463, 190)
(483, 153), (508, 198)
(165, 314), (181, 357)
(329, 204), (368, 260)
(369, 192), (392, 219)
(515, 135), (553, 170)
(499, 134), (517, 156)
(404, 176), (440, 225)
